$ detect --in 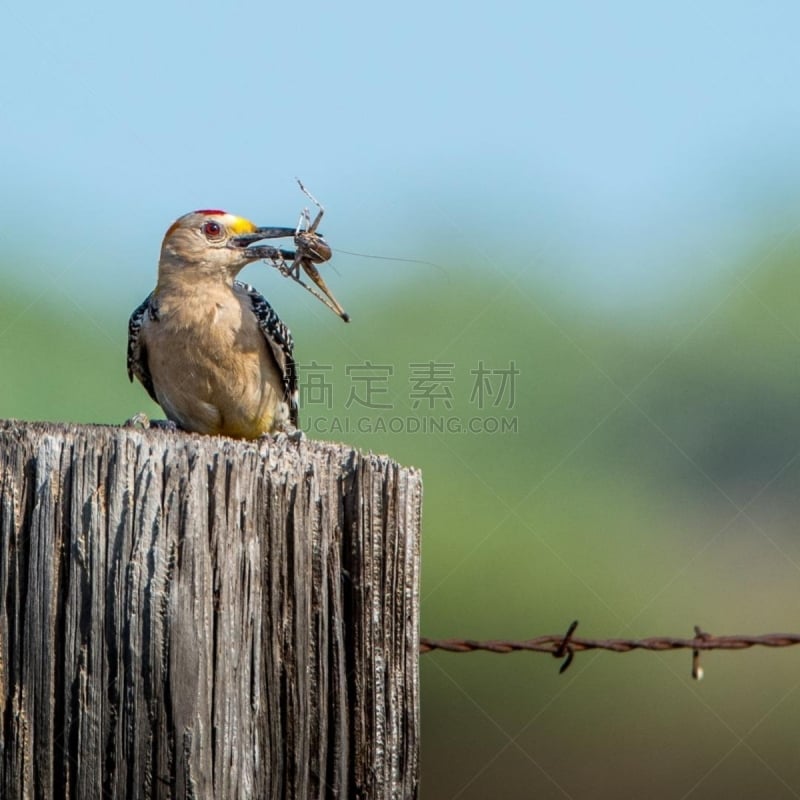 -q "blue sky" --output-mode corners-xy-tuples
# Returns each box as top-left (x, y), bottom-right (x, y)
(3, 1), (800, 309)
